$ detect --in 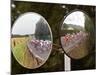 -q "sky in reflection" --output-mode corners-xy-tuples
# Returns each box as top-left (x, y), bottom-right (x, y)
(12, 13), (41, 35)
(64, 11), (85, 27)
